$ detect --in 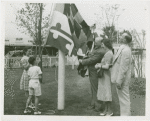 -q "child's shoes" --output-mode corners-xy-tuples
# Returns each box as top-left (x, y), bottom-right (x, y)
(24, 108), (31, 114)
(29, 103), (35, 111)
(34, 111), (41, 115)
